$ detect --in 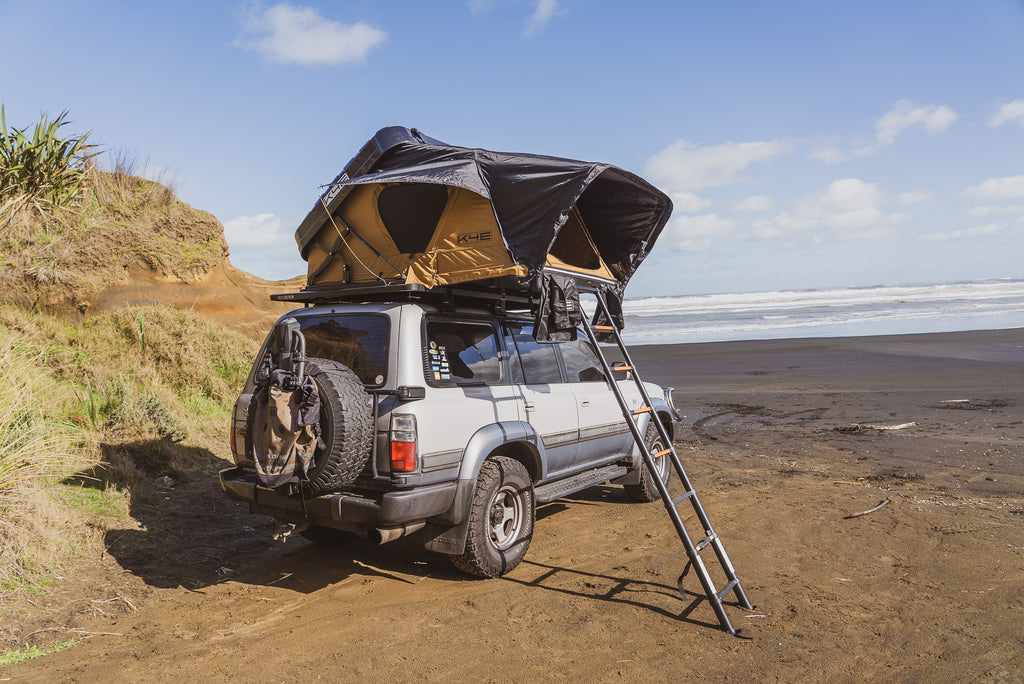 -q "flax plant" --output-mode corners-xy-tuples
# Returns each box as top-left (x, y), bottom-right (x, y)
(0, 105), (98, 222)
